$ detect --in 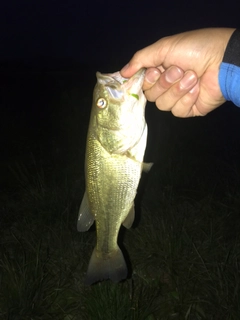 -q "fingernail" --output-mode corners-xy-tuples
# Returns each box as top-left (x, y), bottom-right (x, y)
(121, 63), (129, 73)
(145, 69), (160, 84)
(165, 66), (183, 83)
(180, 72), (197, 89)
(189, 83), (198, 94)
